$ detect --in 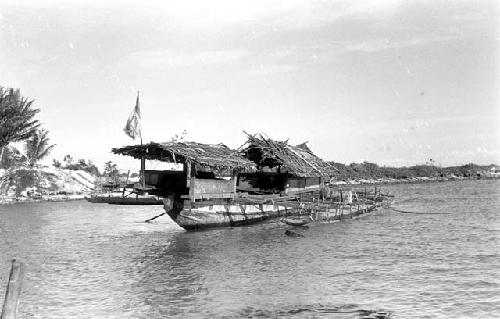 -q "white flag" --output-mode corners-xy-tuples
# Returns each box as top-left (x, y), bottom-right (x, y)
(124, 92), (141, 140)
